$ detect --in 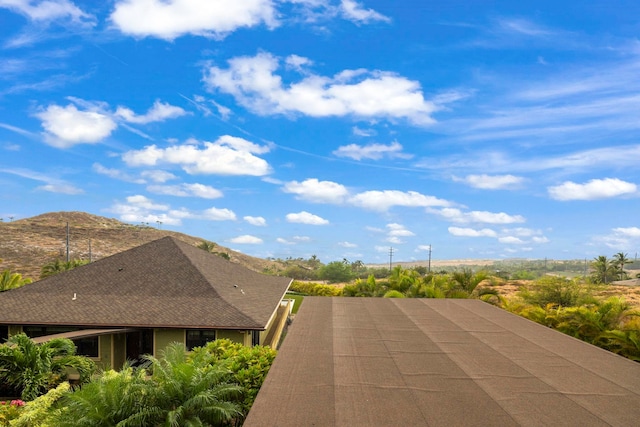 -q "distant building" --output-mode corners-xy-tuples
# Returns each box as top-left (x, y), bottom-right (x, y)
(0, 236), (292, 369)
